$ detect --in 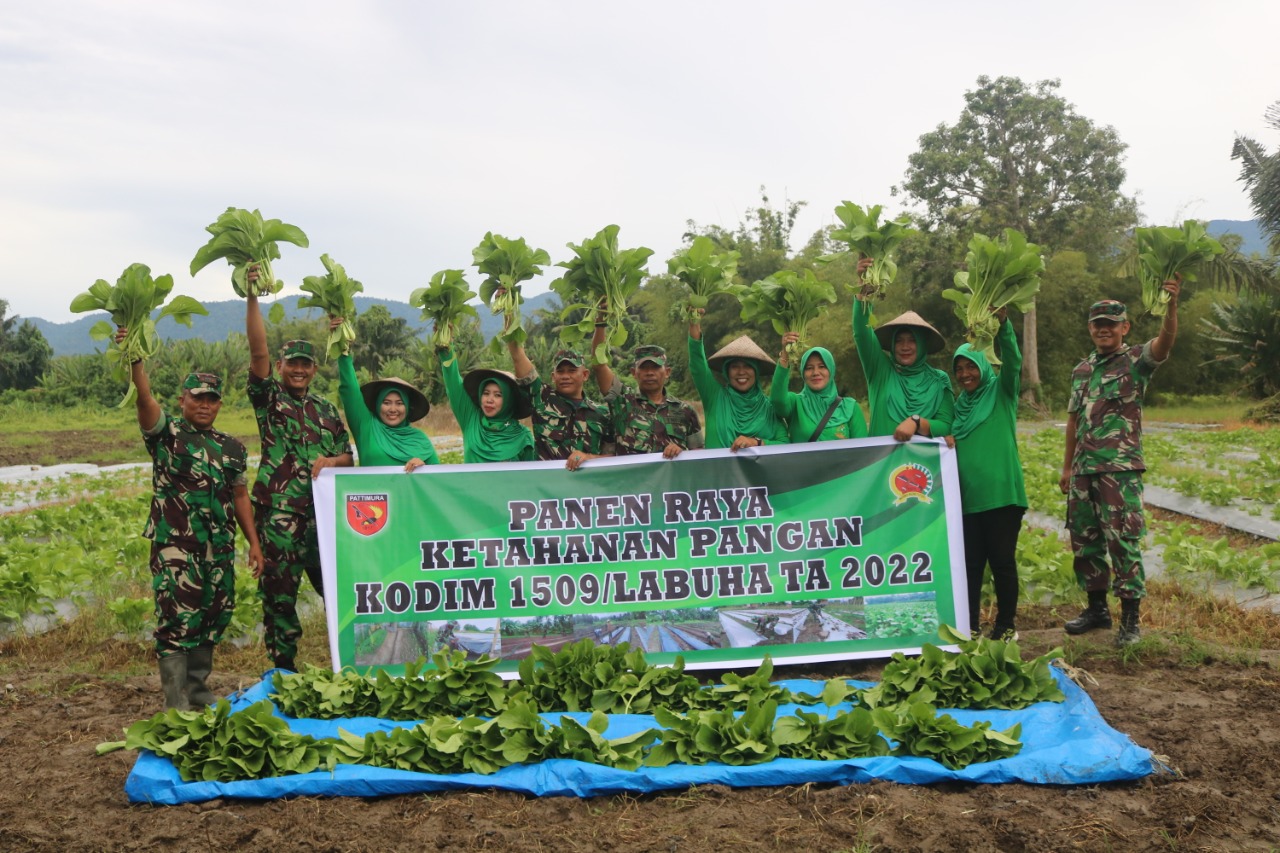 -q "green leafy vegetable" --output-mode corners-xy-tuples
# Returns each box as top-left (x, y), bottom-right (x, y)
(297, 254), (364, 361)
(550, 225), (653, 365)
(942, 229), (1044, 365)
(68, 263), (208, 407)
(410, 269), (479, 349)
(667, 236), (741, 322)
(1135, 220), (1224, 316)
(189, 207), (309, 297)
(824, 202), (915, 298)
(472, 232), (551, 354)
(871, 701), (1023, 770)
(646, 700), (780, 767)
(736, 269), (837, 364)
(774, 706), (890, 761)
